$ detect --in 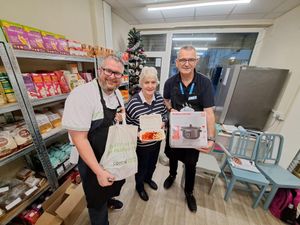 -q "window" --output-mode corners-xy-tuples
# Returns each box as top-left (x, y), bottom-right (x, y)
(169, 32), (258, 77)
(141, 34), (166, 51)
